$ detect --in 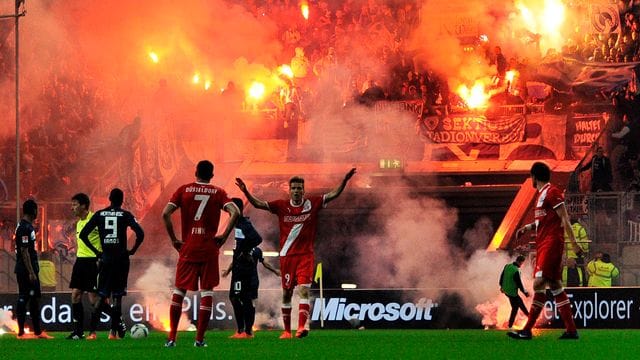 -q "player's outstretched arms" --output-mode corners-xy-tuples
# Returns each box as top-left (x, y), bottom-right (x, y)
(235, 178), (269, 210)
(325, 167), (357, 204)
